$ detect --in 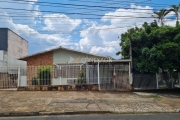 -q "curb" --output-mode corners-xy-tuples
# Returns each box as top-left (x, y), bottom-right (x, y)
(0, 110), (179, 117)
(0, 111), (112, 117)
